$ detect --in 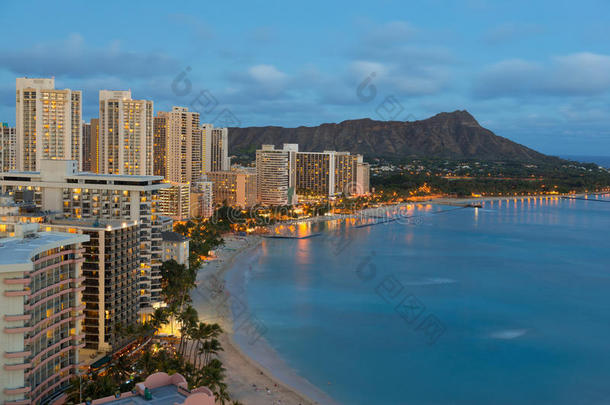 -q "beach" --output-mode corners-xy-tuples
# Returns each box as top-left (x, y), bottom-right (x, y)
(191, 235), (320, 405)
